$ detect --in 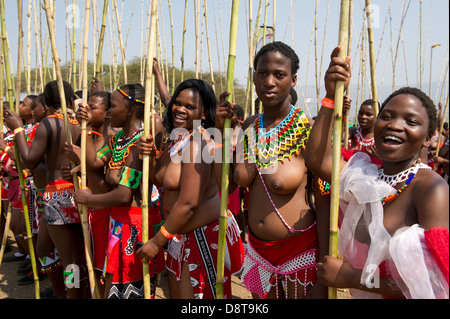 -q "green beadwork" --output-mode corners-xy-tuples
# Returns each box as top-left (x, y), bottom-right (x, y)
(108, 128), (144, 170)
(243, 107), (311, 168)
